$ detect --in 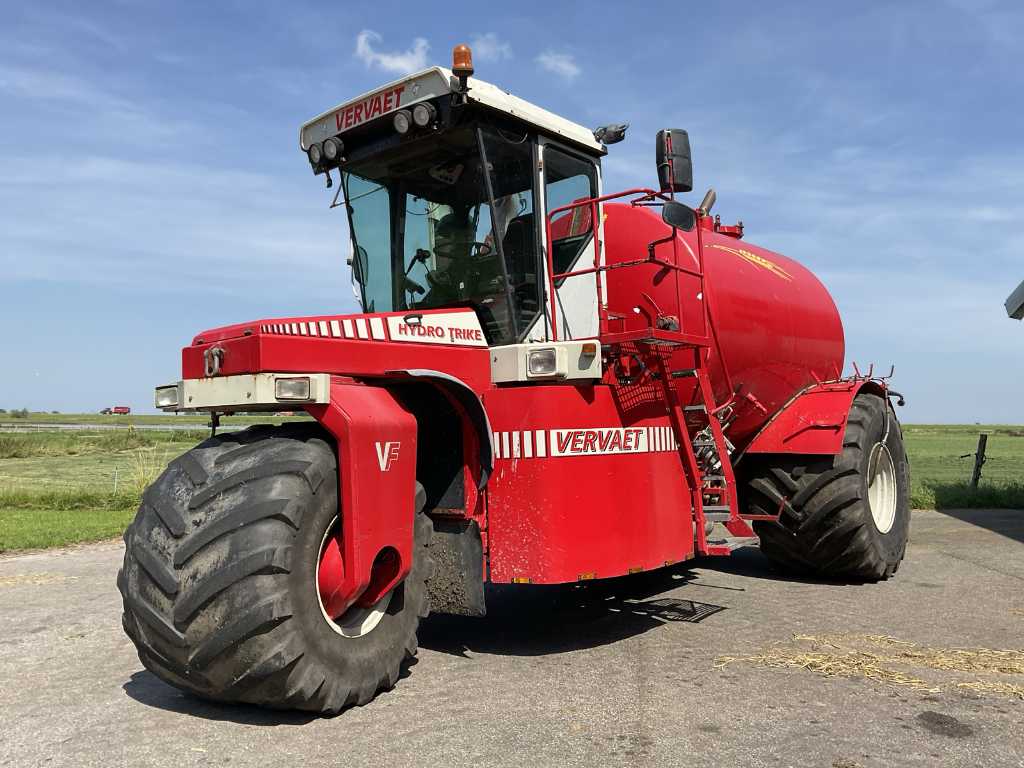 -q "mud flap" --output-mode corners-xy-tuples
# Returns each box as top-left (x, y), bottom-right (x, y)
(426, 518), (486, 617)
